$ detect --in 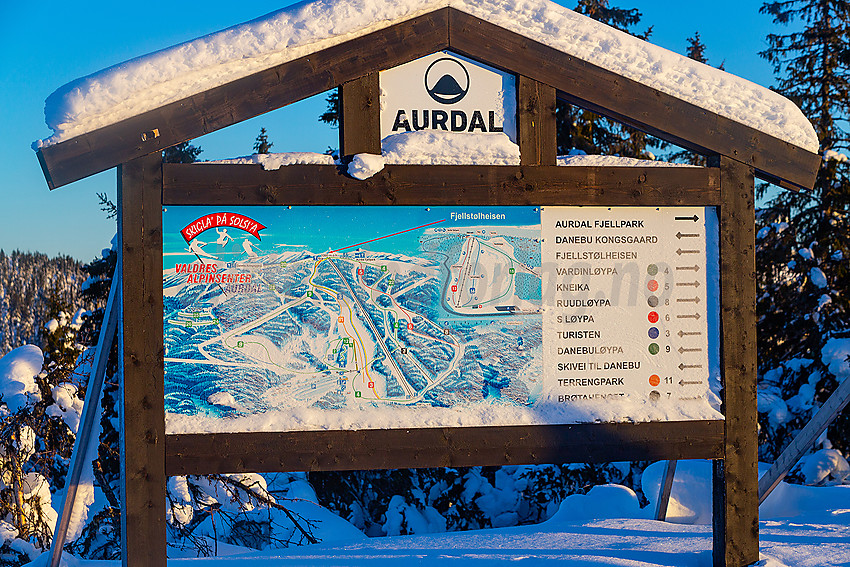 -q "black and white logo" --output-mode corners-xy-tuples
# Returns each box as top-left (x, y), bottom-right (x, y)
(424, 58), (470, 104)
